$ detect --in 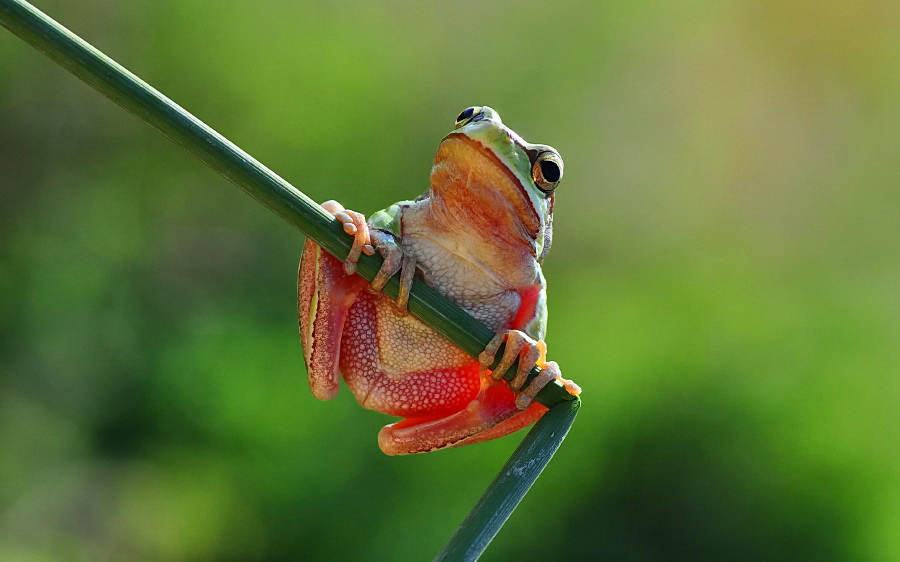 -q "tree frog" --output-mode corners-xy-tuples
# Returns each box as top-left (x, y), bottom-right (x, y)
(299, 106), (580, 454)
